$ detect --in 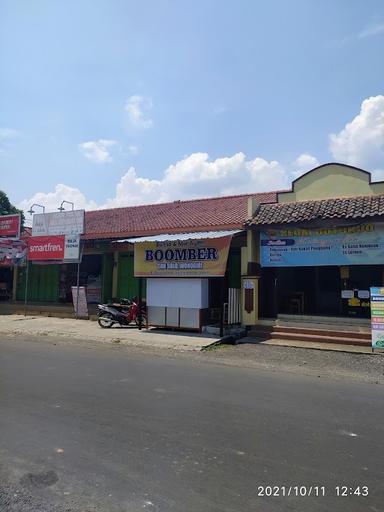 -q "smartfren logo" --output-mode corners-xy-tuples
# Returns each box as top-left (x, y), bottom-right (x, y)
(30, 242), (62, 252)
